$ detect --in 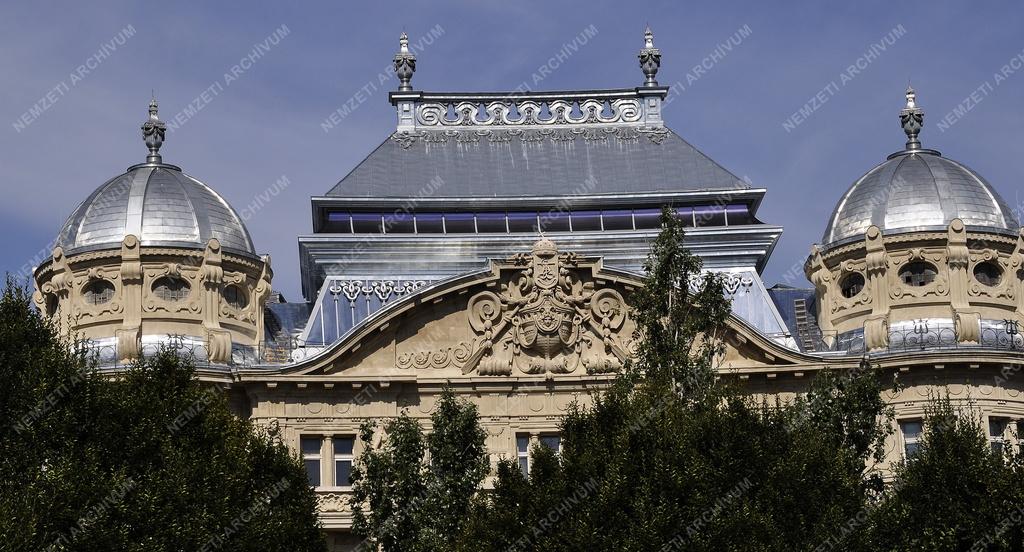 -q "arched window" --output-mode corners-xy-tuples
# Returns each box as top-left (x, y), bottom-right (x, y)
(973, 261), (1002, 287)
(223, 285), (248, 309)
(898, 262), (937, 287)
(152, 277), (190, 302)
(840, 273), (865, 298)
(82, 279), (115, 305)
